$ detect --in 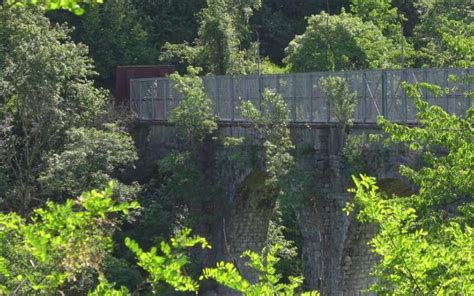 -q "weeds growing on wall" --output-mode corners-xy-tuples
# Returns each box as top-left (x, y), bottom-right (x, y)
(169, 66), (218, 145)
(240, 88), (295, 188)
(320, 76), (357, 132)
(343, 132), (369, 173)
